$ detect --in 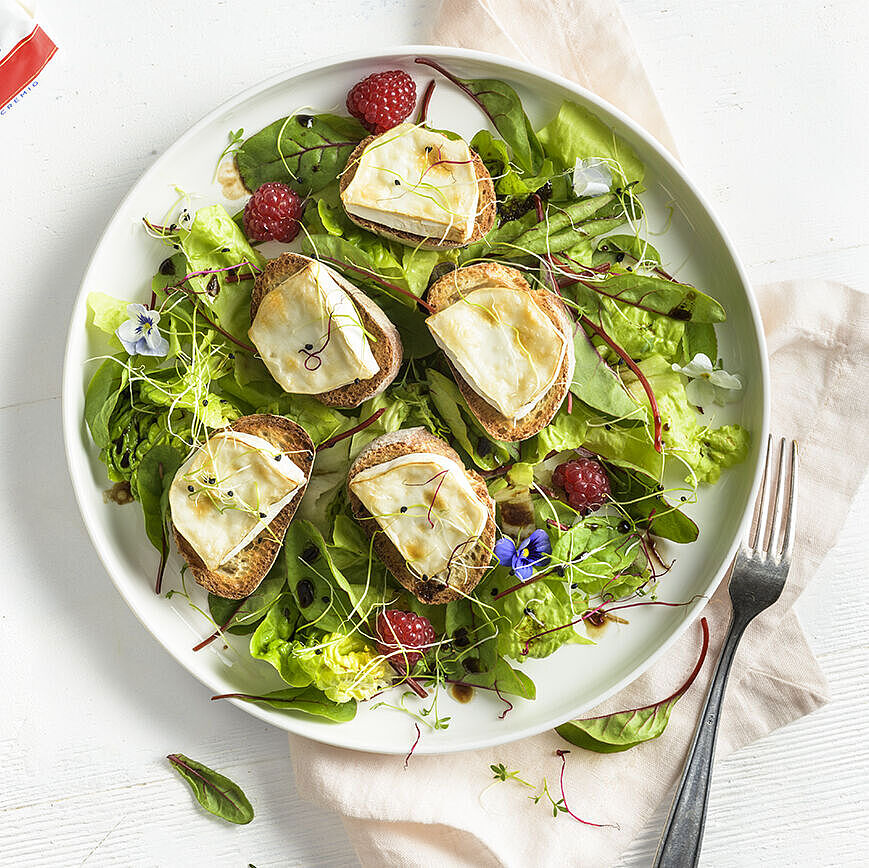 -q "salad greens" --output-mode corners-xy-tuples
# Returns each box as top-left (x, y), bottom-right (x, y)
(83, 59), (749, 732)
(166, 754), (254, 825)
